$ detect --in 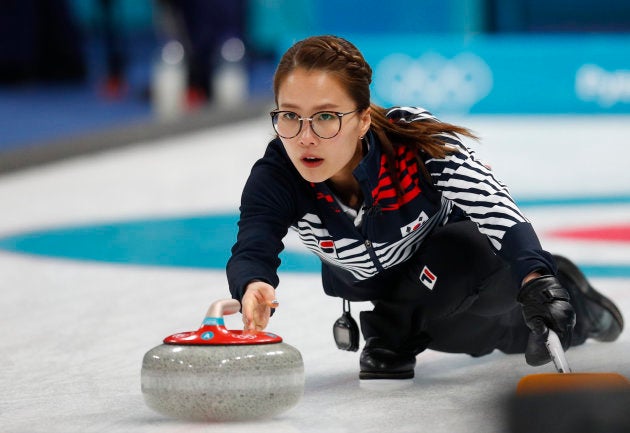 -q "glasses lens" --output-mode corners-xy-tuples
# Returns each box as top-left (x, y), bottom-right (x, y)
(311, 112), (342, 139)
(272, 111), (301, 138)
(271, 111), (346, 139)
